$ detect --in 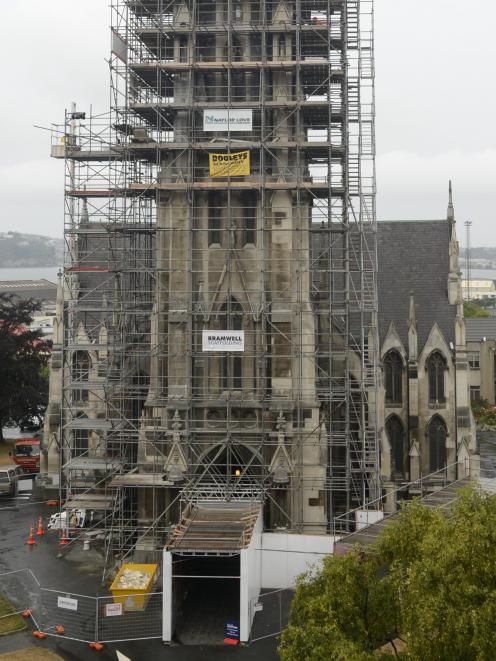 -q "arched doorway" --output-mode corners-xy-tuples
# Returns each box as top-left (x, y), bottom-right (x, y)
(196, 442), (262, 483)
